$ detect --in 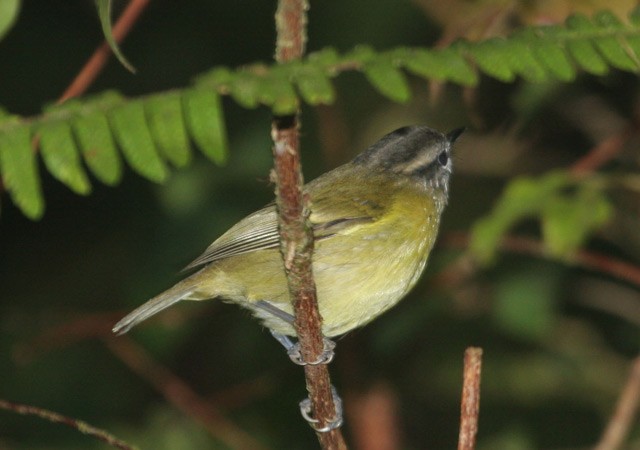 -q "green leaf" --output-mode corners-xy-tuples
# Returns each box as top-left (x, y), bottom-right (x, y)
(436, 43), (478, 86)
(525, 27), (576, 81)
(346, 45), (376, 65)
(258, 68), (299, 115)
(0, 123), (44, 219)
(294, 65), (335, 105)
(509, 36), (549, 82)
(109, 101), (167, 182)
(94, 0), (136, 73)
(307, 47), (341, 68)
(466, 38), (517, 82)
(0, 0), (20, 41)
(541, 187), (612, 257)
(402, 48), (447, 80)
(73, 110), (122, 185)
(566, 14), (612, 74)
(593, 11), (640, 70)
(363, 59), (411, 103)
(194, 66), (234, 88)
(38, 121), (91, 195)
(145, 92), (191, 168)
(565, 38), (609, 75)
(403, 46), (477, 86)
(182, 89), (228, 165)
(470, 172), (570, 263)
(229, 69), (262, 109)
